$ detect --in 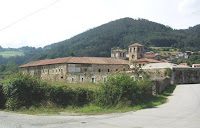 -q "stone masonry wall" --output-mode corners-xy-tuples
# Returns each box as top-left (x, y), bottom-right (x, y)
(172, 68), (200, 84)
